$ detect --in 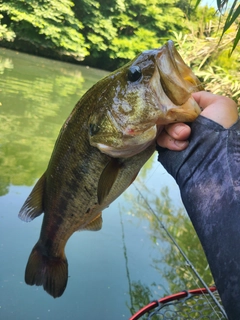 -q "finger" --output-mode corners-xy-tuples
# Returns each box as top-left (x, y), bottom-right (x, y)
(192, 91), (238, 128)
(192, 91), (218, 110)
(157, 129), (189, 151)
(164, 123), (191, 141)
